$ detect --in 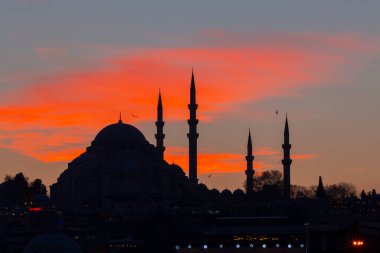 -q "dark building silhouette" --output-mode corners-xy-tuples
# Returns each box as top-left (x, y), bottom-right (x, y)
(155, 90), (165, 160)
(245, 129), (255, 196)
(49, 70), (297, 213)
(282, 115), (292, 199)
(3, 70), (380, 253)
(50, 115), (191, 213)
(187, 70), (199, 184)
